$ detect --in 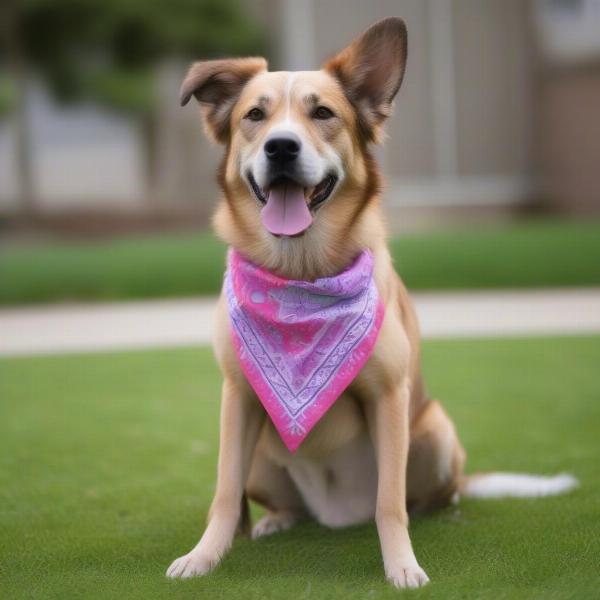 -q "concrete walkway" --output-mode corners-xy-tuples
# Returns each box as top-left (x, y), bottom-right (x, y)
(1, 289), (599, 357)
